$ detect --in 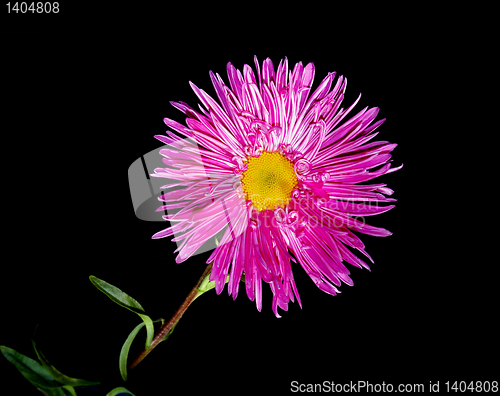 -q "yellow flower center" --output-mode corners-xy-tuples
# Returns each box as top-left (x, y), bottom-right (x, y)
(241, 151), (298, 211)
